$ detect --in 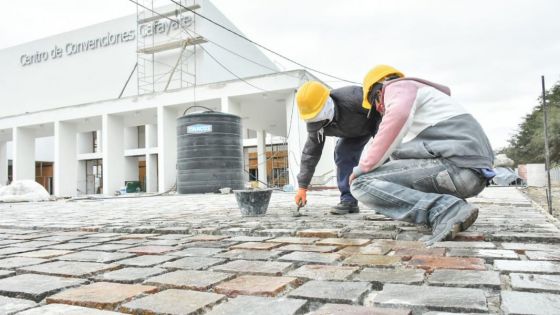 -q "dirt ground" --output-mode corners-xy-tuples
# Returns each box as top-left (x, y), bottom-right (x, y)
(521, 185), (560, 219)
